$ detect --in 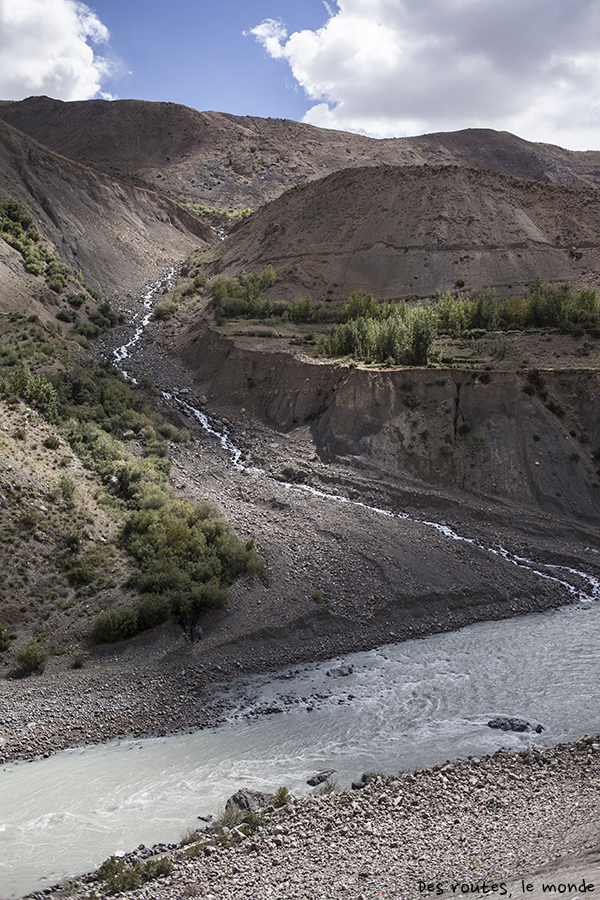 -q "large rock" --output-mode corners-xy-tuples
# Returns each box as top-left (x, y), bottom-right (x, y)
(326, 665), (353, 678)
(307, 770), (336, 787)
(225, 788), (274, 813)
(487, 716), (543, 733)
